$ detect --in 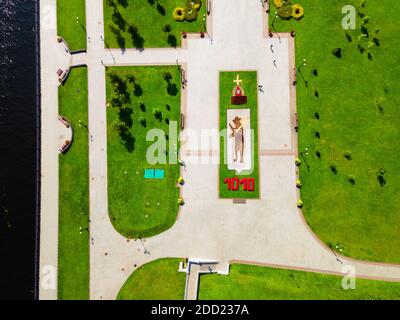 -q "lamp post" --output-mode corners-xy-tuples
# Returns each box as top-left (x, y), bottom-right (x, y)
(139, 237), (150, 255)
(100, 35), (116, 63)
(271, 12), (281, 42)
(271, 11), (278, 25)
(298, 58), (307, 72)
(297, 59), (308, 87)
(76, 16), (86, 31)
